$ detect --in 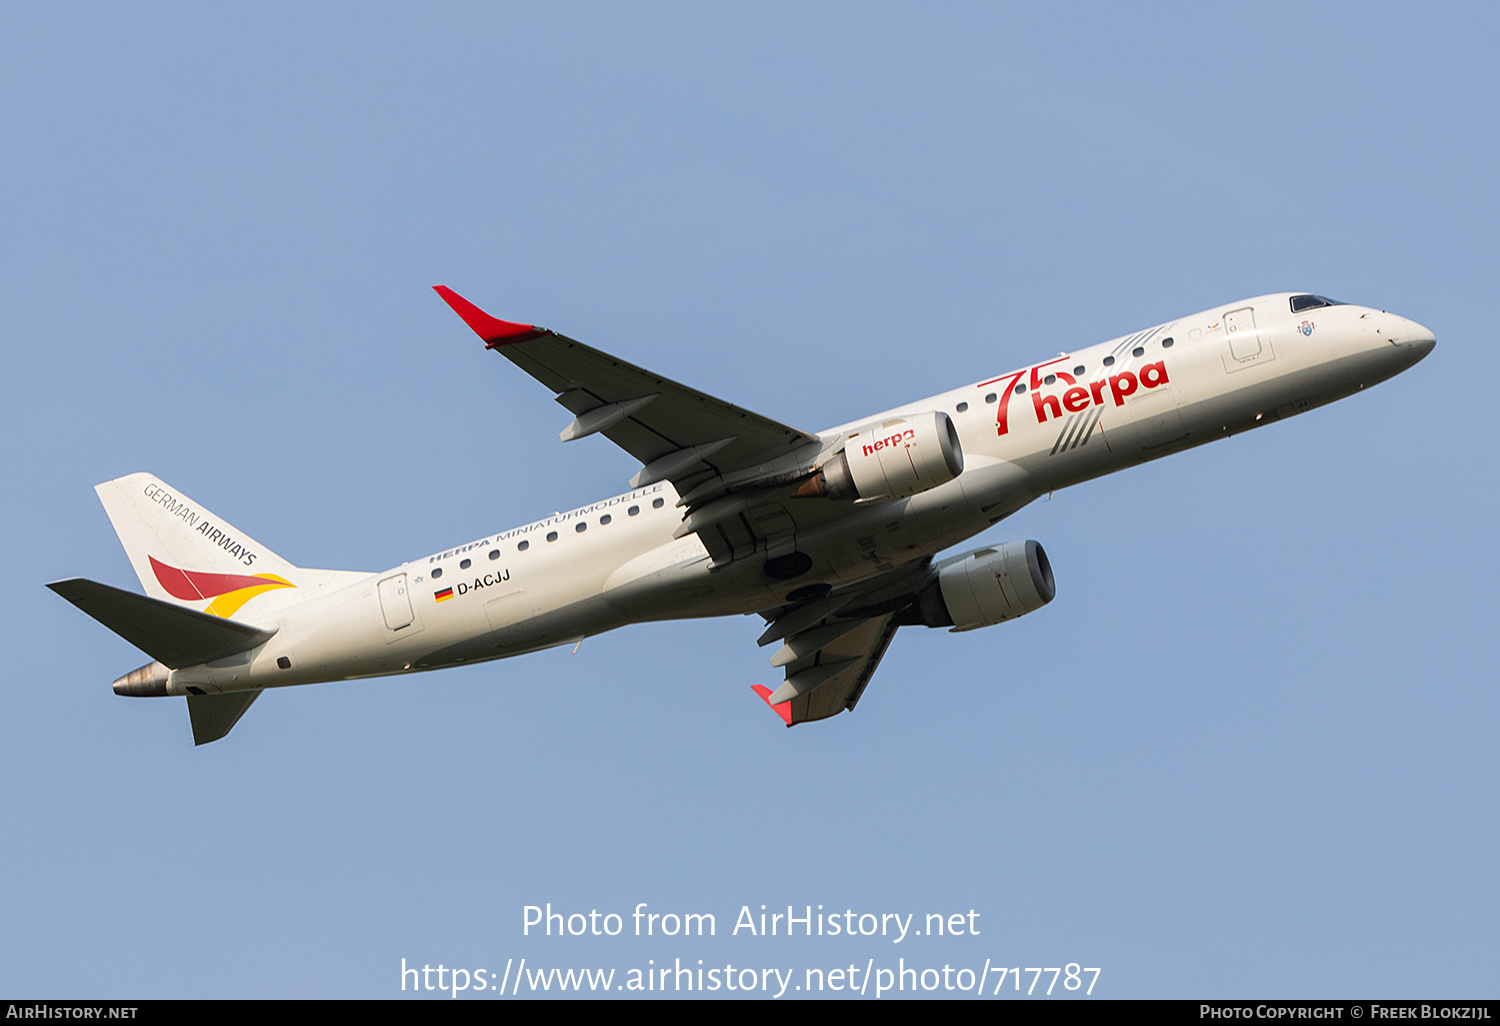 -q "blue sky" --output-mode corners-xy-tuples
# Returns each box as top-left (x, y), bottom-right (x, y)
(2, 2), (1495, 998)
